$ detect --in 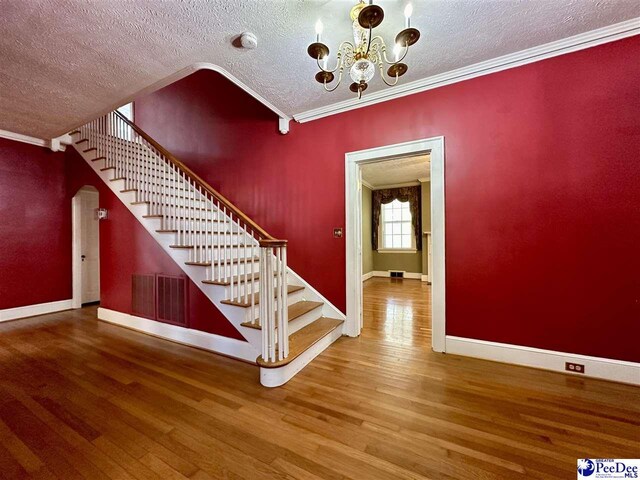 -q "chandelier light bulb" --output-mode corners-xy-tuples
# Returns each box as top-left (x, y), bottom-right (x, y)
(404, 4), (413, 28)
(315, 19), (324, 42)
(394, 43), (402, 62)
(323, 55), (328, 69)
